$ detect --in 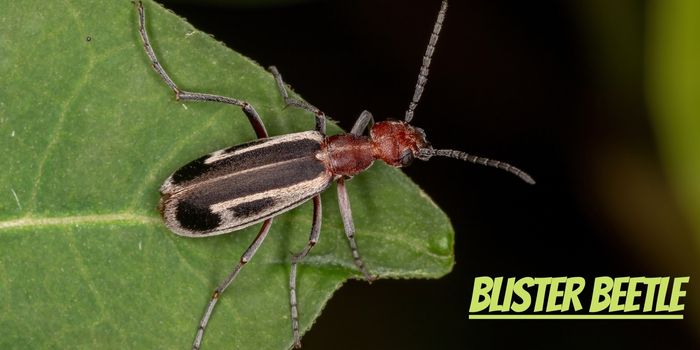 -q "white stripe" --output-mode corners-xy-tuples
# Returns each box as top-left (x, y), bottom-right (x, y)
(210, 172), (331, 213)
(203, 131), (323, 165)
